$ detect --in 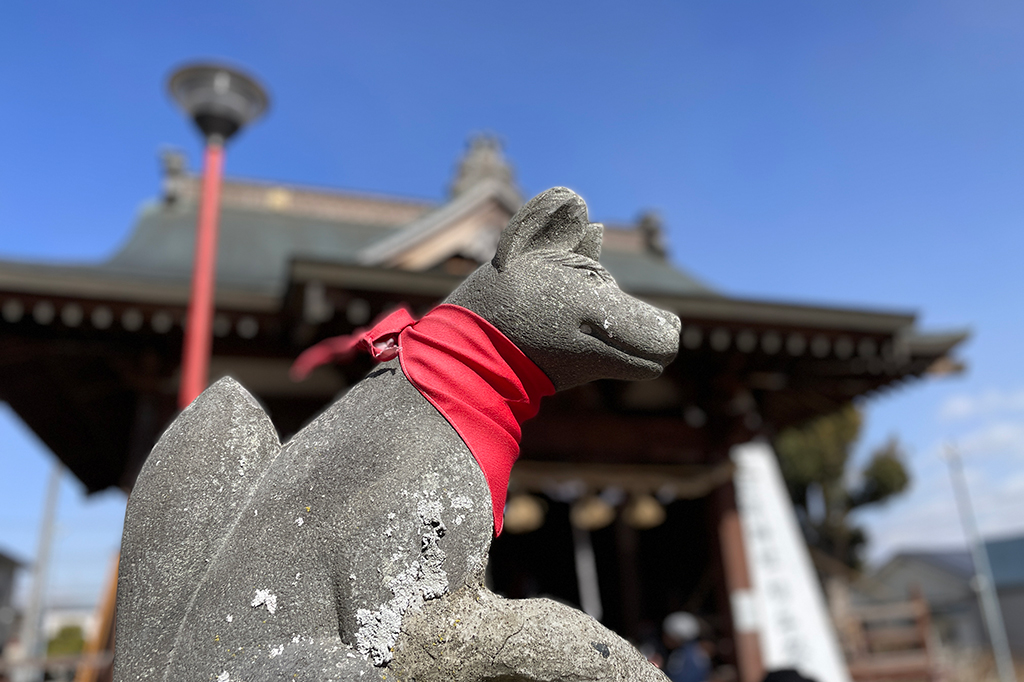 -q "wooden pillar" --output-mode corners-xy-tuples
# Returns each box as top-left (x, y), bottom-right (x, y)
(74, 554), (118, 682)
(712, 480), (764, 682)
(614, 515), (641, 640)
